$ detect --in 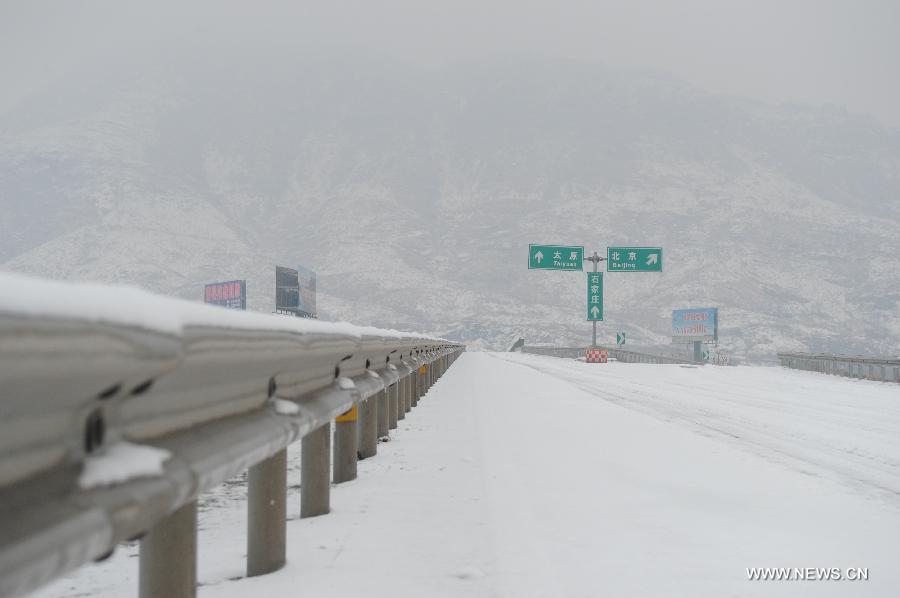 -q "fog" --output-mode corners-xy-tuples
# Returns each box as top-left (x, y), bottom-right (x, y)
(1, 1), (898, 359)
(3, 0), (899, 126)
